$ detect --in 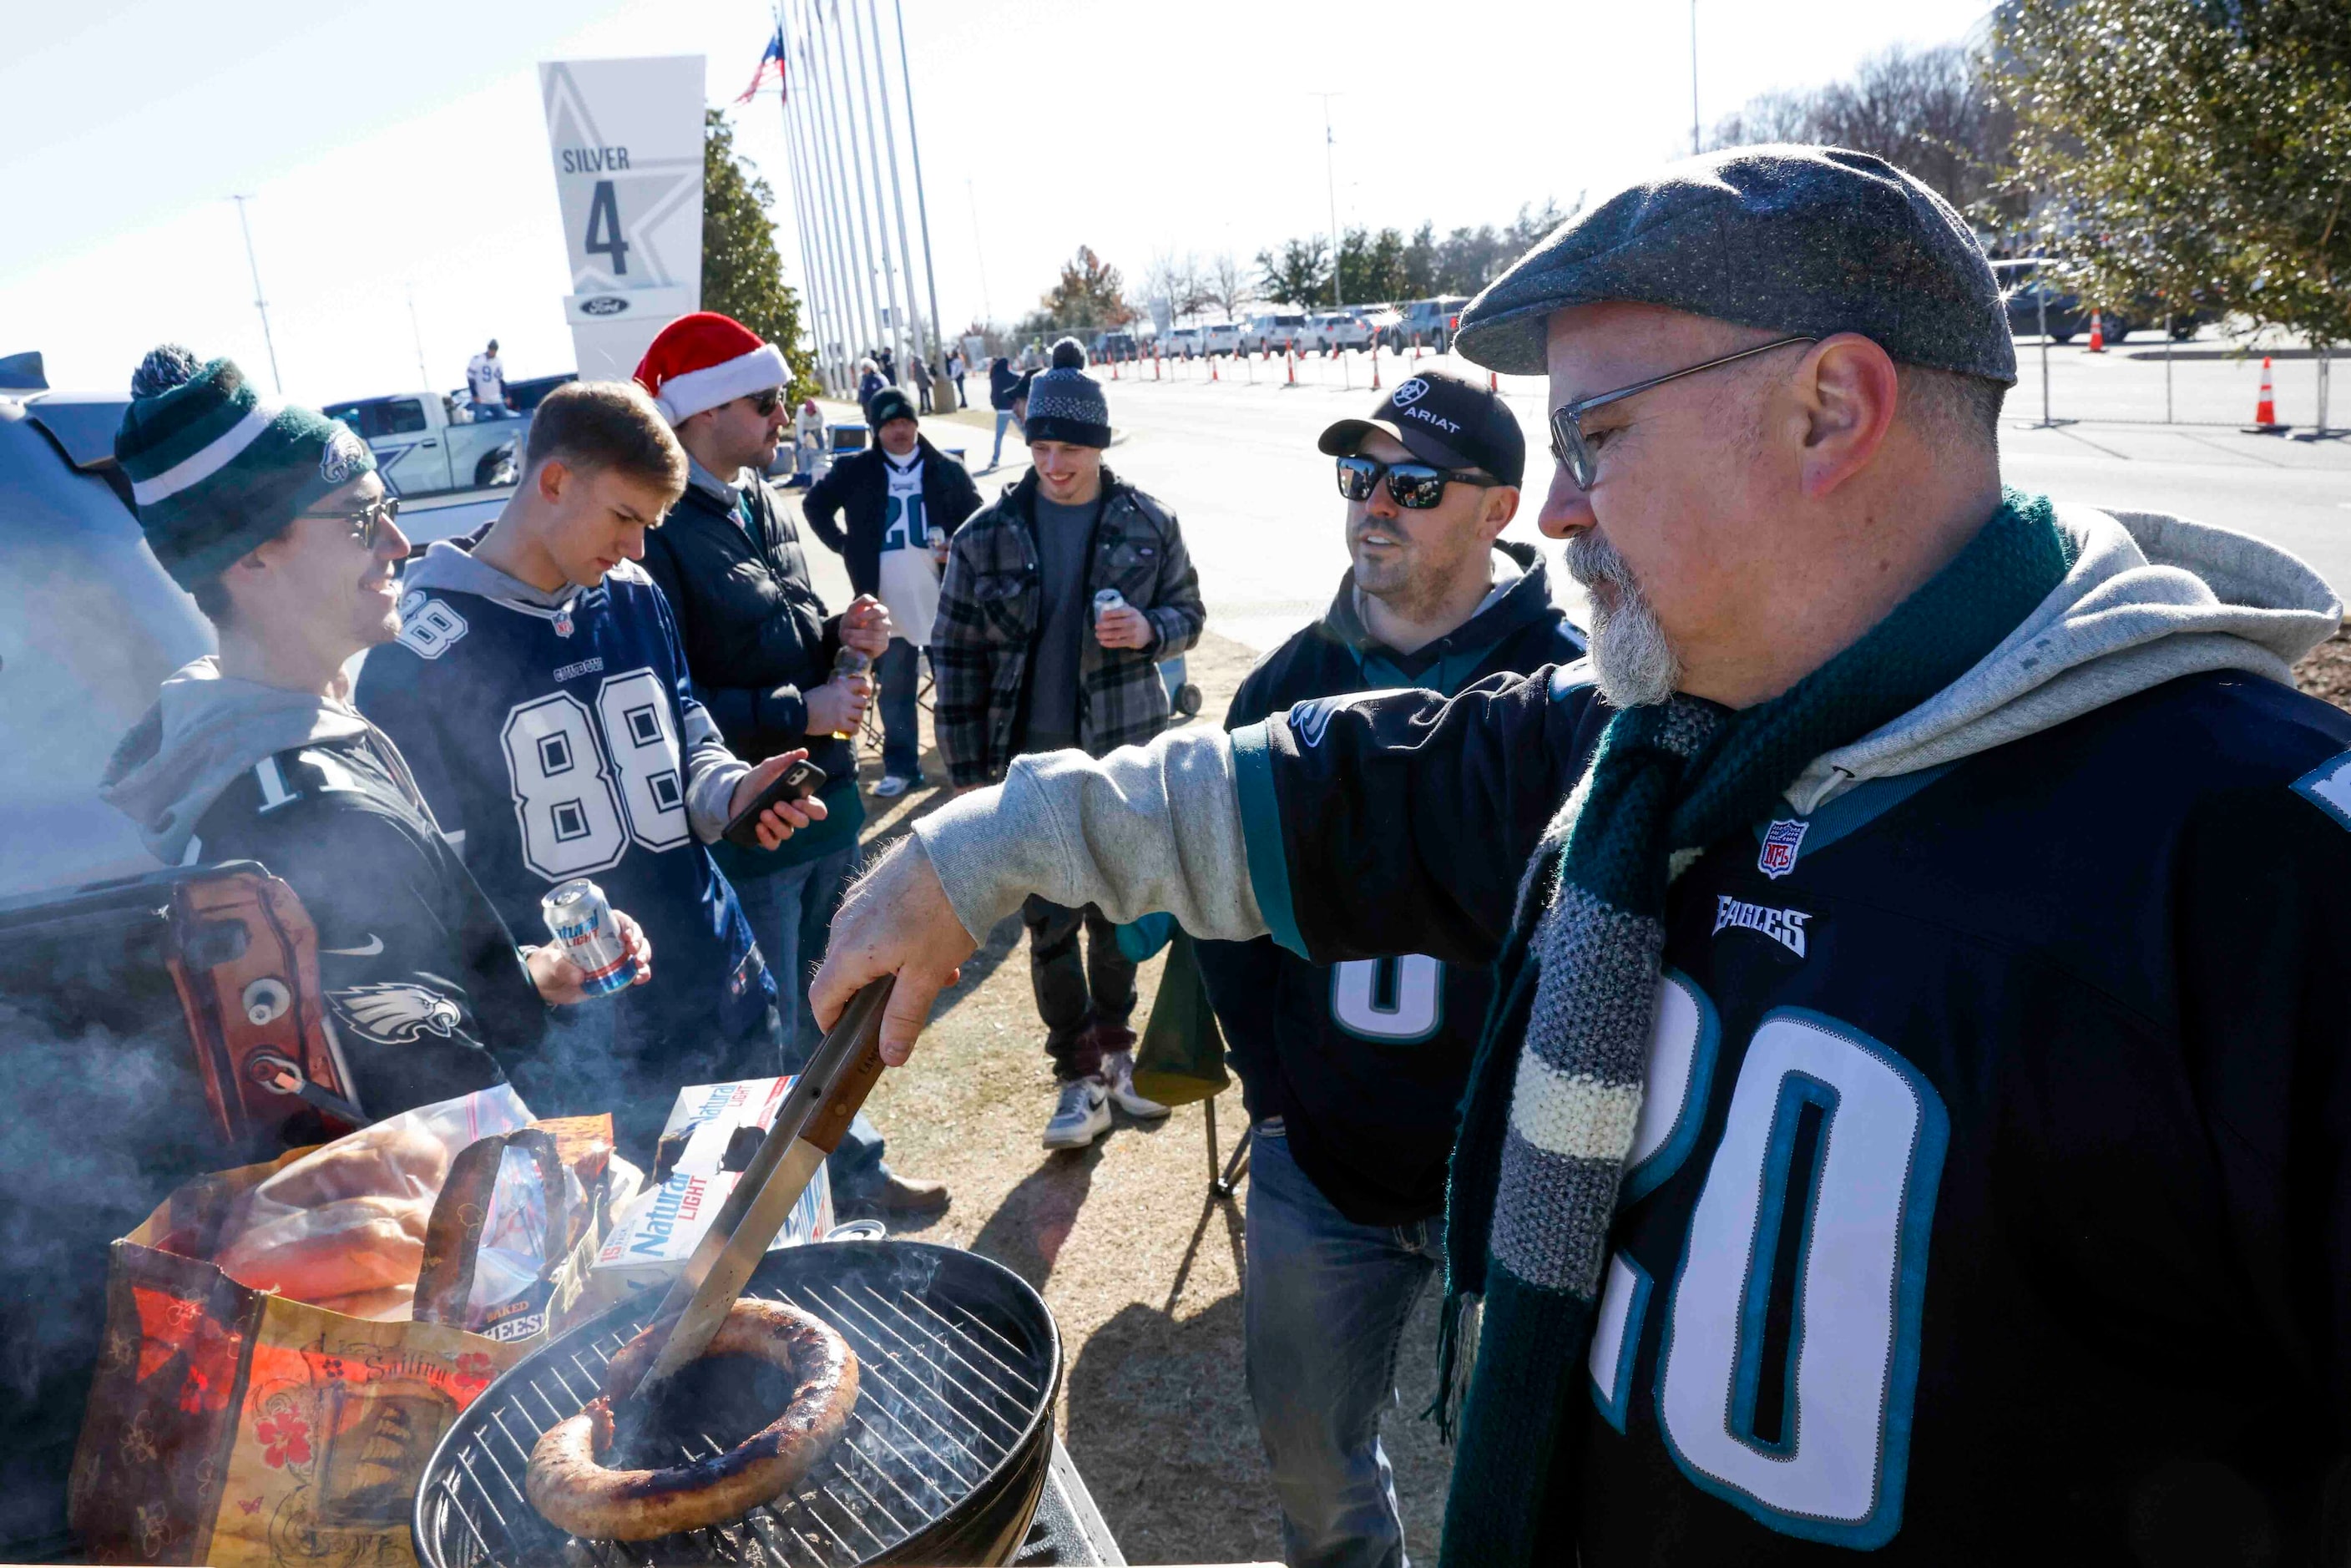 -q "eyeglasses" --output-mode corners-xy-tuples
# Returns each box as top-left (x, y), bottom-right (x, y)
(1334, 454), (1497, 510)
(304, 493), (401, 549)
(746, 387), (785, 417)
(1546, 335), (1817, 490)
